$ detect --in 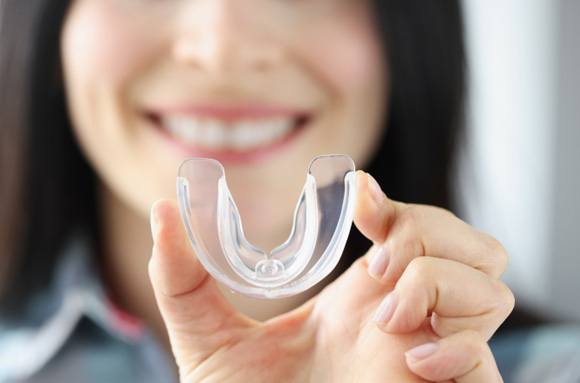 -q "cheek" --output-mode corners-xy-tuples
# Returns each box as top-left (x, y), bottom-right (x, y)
(324, 39), (382, 93)
(62, 0), (159, 91)
(296, 18), (387, 164)
(61, 0), (173, 214)
(298, 20), (385, 98)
